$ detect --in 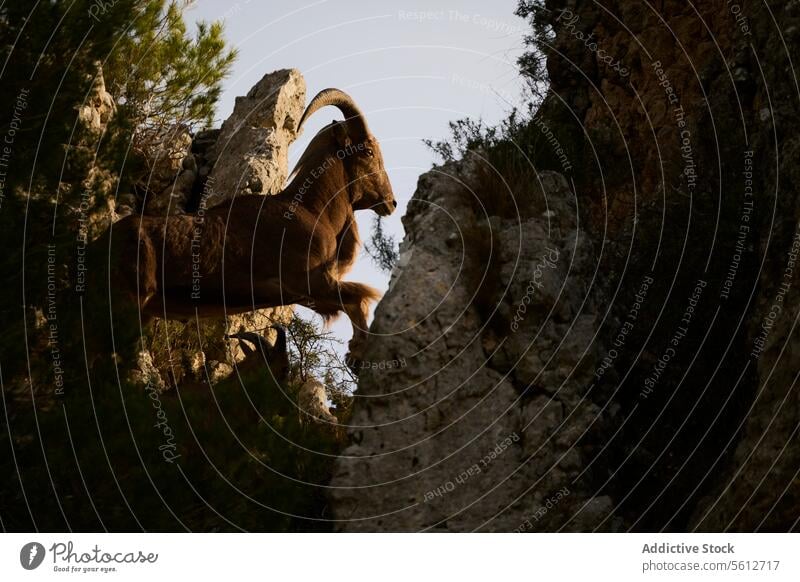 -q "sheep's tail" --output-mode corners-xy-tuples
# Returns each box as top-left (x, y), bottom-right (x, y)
(338, 281), (382, 305)
(312, 282), (382, 327)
